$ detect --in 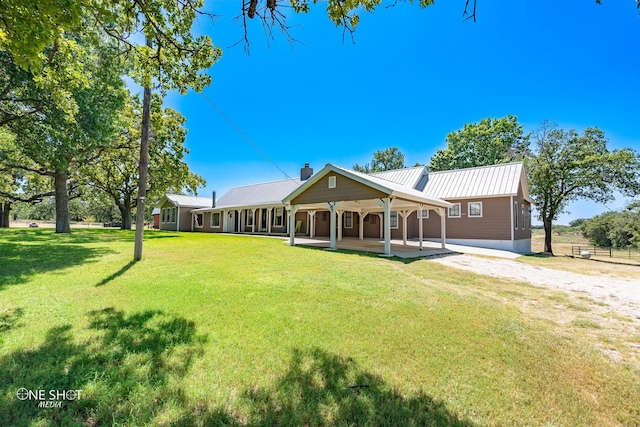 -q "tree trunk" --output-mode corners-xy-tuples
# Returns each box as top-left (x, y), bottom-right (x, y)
(0, 202), (10, 228)
(543, 217), (553, 254)
(134, 36), (153, 261)
(121, 198), (132, 230)
(54, 170), (71, 233)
